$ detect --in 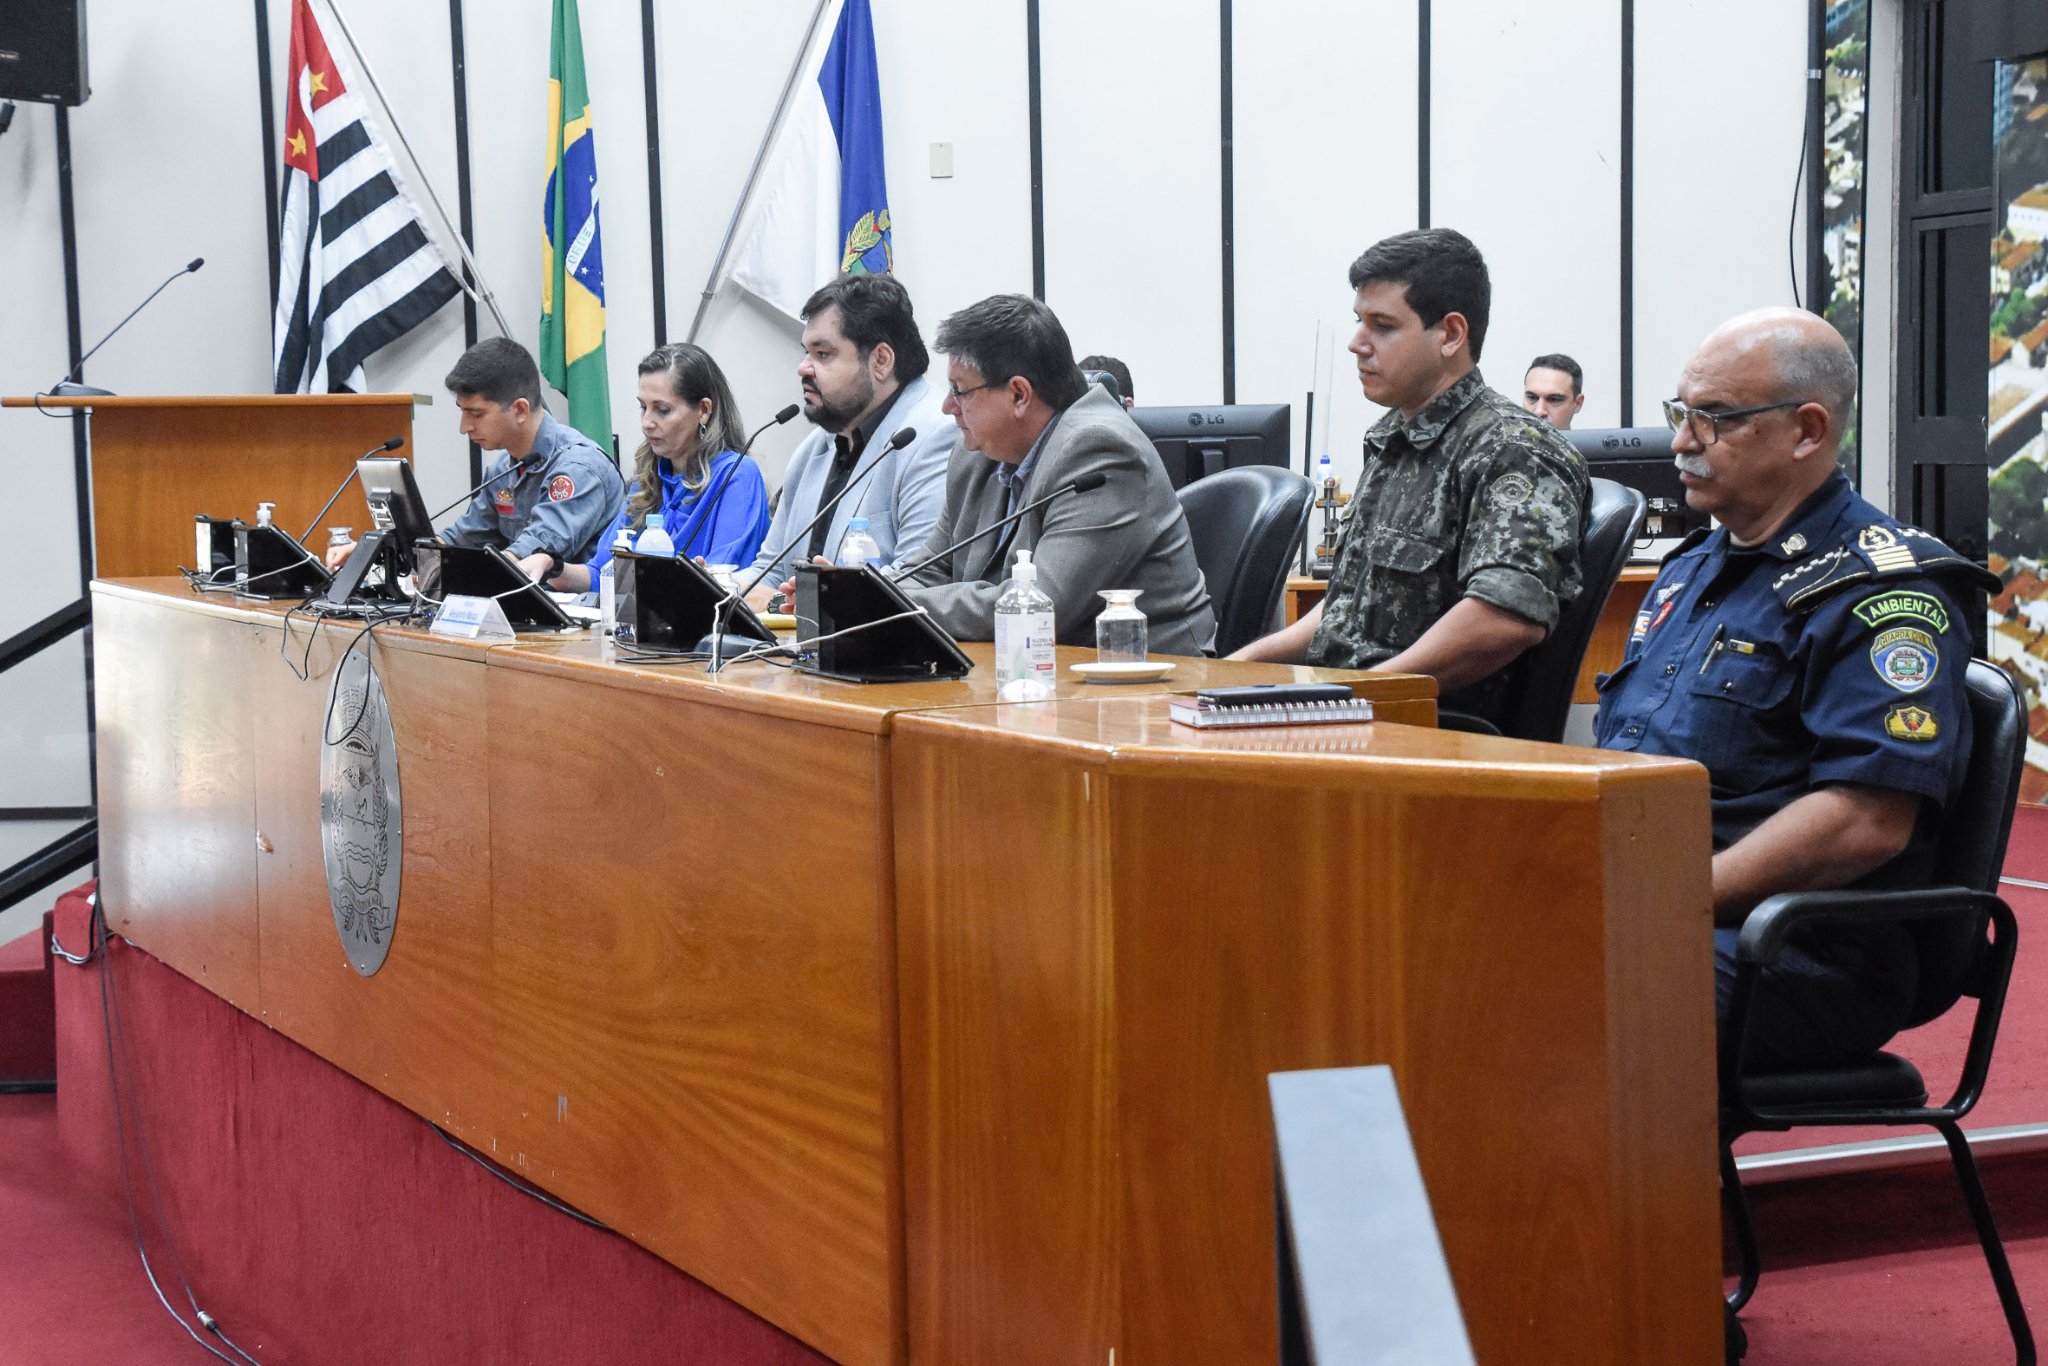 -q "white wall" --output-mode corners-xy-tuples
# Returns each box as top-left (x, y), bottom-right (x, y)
(0, 0), (1831, 930)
